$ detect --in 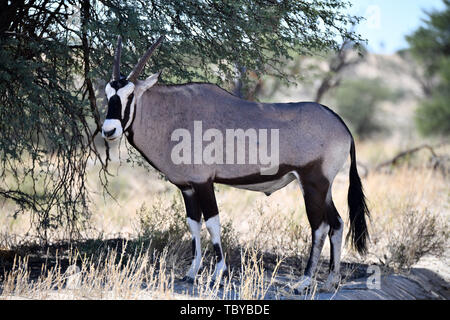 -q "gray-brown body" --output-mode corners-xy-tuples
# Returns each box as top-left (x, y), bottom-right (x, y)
(130, 83), (351, 189)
